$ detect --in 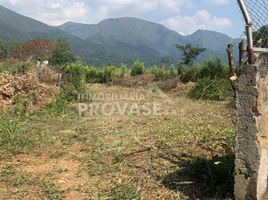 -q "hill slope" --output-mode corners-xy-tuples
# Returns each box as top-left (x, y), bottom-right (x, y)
(0, 5), (237, 65)
(0, 6), (154, 65)
(58, 18), (238, 63)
